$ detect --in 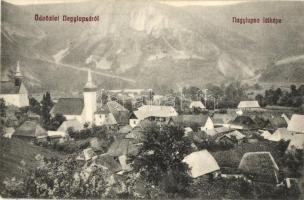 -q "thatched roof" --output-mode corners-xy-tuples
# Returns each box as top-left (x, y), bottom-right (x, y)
(15, 121), (47, 138)
(183, 150), (220, 178)
(238, 152), (279, 184)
